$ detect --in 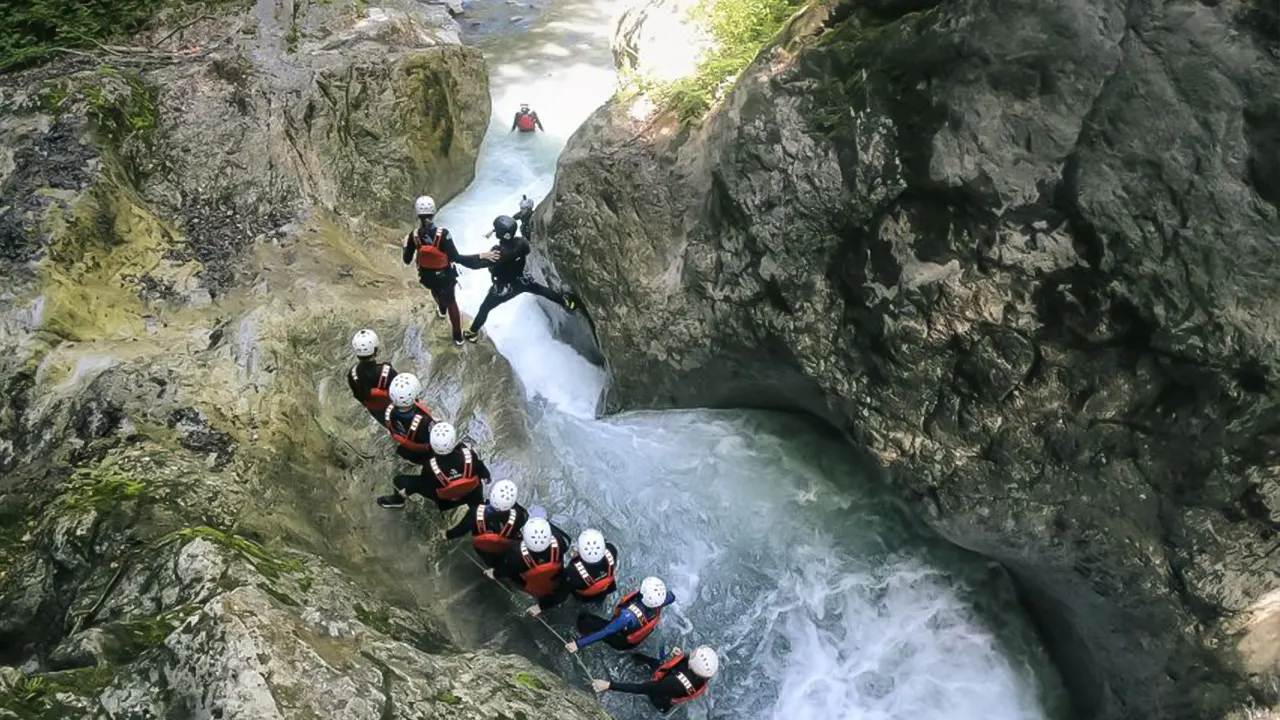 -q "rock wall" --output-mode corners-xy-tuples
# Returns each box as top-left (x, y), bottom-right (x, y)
(0, 2), (606, 717)
(538, 0), (1280, 717)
